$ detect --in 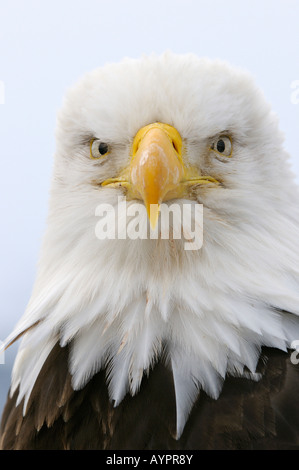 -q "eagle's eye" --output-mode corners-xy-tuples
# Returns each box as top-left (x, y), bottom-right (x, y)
(90, 139), (110, 159)
(211, 135), (232, 157)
